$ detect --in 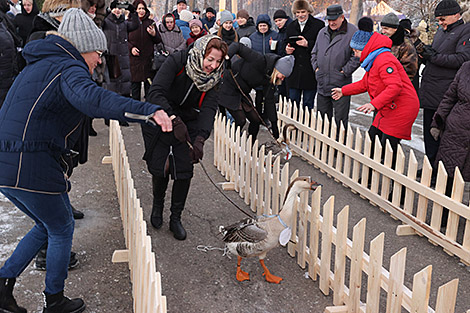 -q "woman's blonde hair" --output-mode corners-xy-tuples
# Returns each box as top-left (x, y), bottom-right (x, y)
(270, 68), (283, 85)
(42, 0), (80, 15)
